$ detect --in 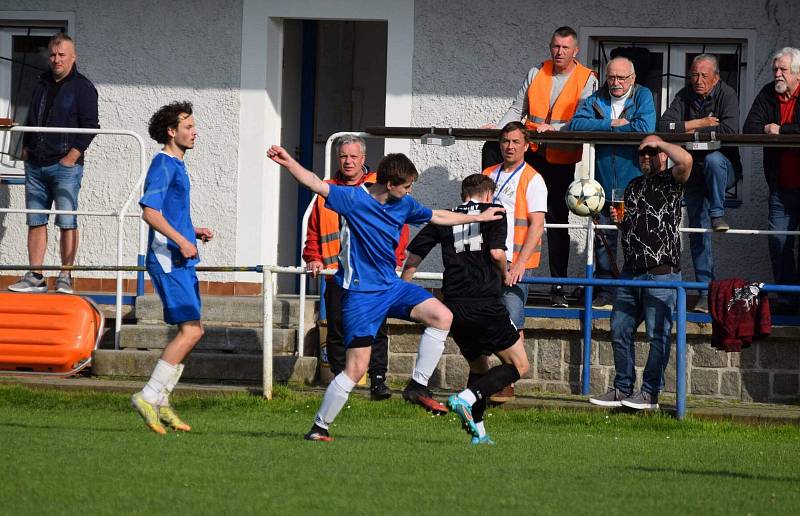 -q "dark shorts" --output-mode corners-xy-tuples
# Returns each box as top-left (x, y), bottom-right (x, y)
(446, 299), (519, 362)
